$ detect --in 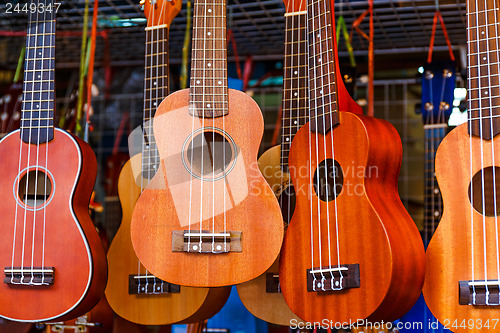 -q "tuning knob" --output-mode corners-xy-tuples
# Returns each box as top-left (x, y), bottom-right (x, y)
(425, 102), (434, 111)
(442, 68), (453, 78)
(440, 102), (450, 110)
(424, 70), (434, 80)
